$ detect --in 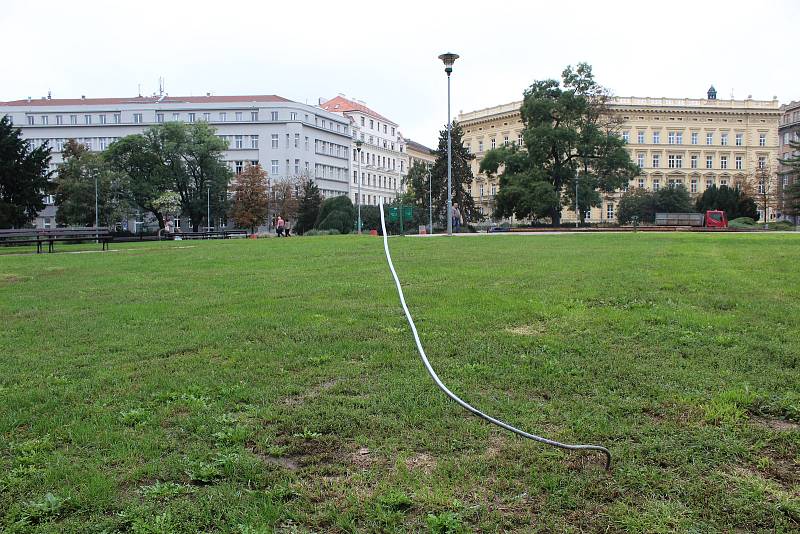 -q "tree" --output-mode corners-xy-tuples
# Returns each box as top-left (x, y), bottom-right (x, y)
(617, 188), (656, 224)
(315, 195), (355, 234)
(653, 185), (692, 213)
(272, 176), (302, 224)
(753, 162), (778, 228)
(0, 115), (52, 228)
(295, 179), (323, 235)
(405, 160), (433, 214)
(416, 121), (477, 224)
(159, 122), (231, 232)
(105, 132), (172, 229)
(482, 63), (638, 225)
(230, 164), (269, 233)
(54, 139), (124, 227)
(694, 184), (758, 221)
